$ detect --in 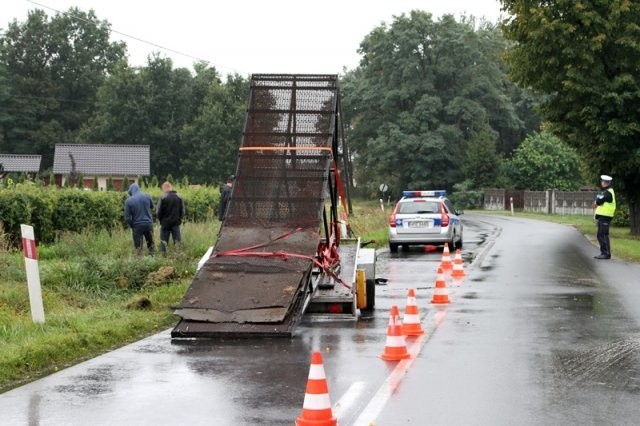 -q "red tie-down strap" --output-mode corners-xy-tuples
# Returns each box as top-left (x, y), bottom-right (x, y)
(214, 228), (351, 289)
